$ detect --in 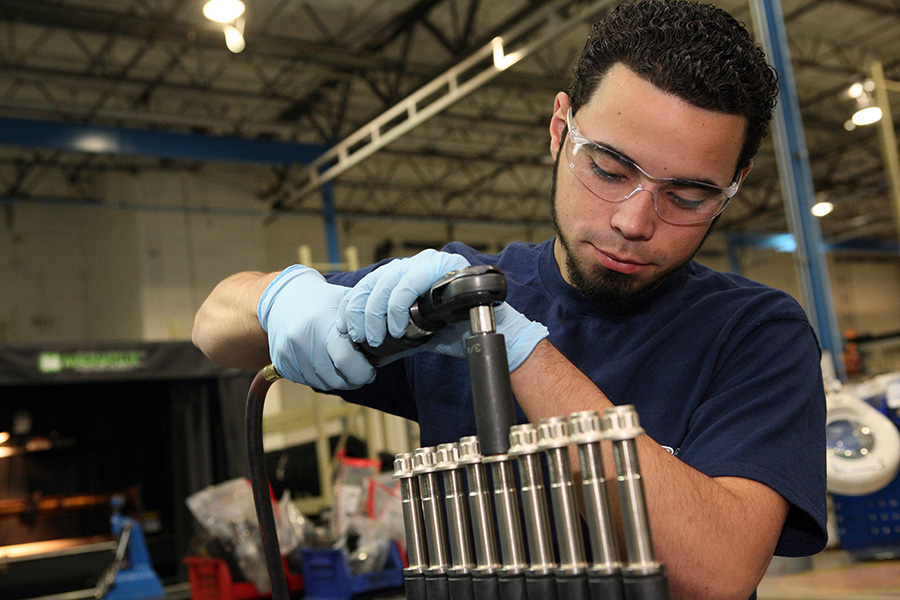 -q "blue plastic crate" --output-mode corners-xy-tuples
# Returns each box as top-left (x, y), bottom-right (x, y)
(298, 541), (404, 600)
(832, 471), (900, 551)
